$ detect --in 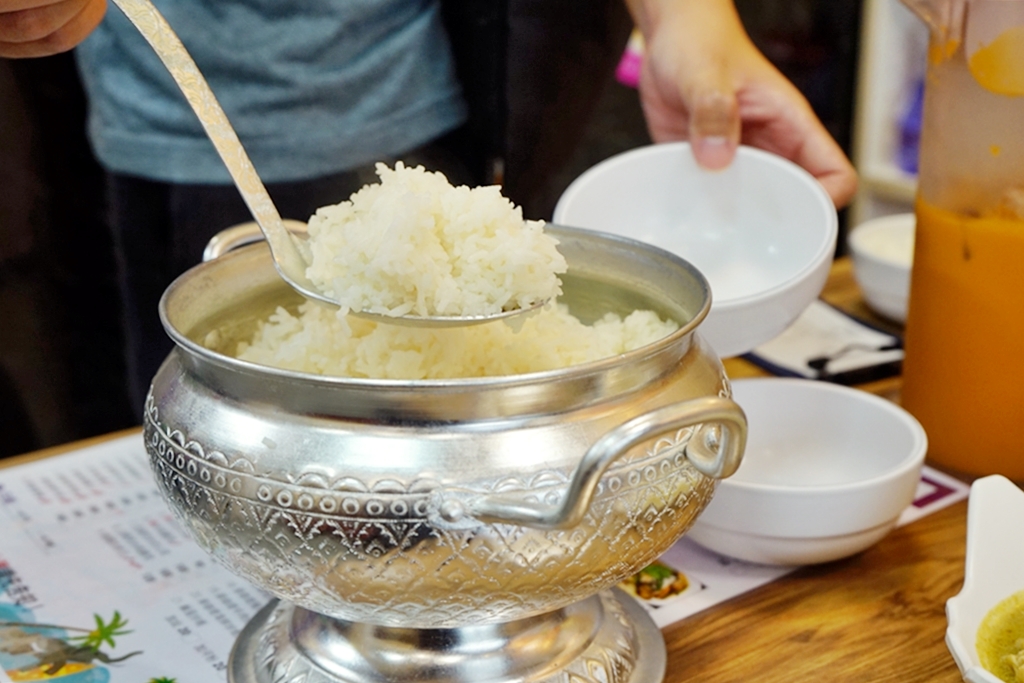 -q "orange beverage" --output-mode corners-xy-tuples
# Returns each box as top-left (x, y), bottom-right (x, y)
(901, 199), (1024, 478)
(897, 1), (1024, 479)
